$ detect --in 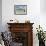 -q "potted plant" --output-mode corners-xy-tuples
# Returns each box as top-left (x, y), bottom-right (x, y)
(36, 25), (45, 46)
